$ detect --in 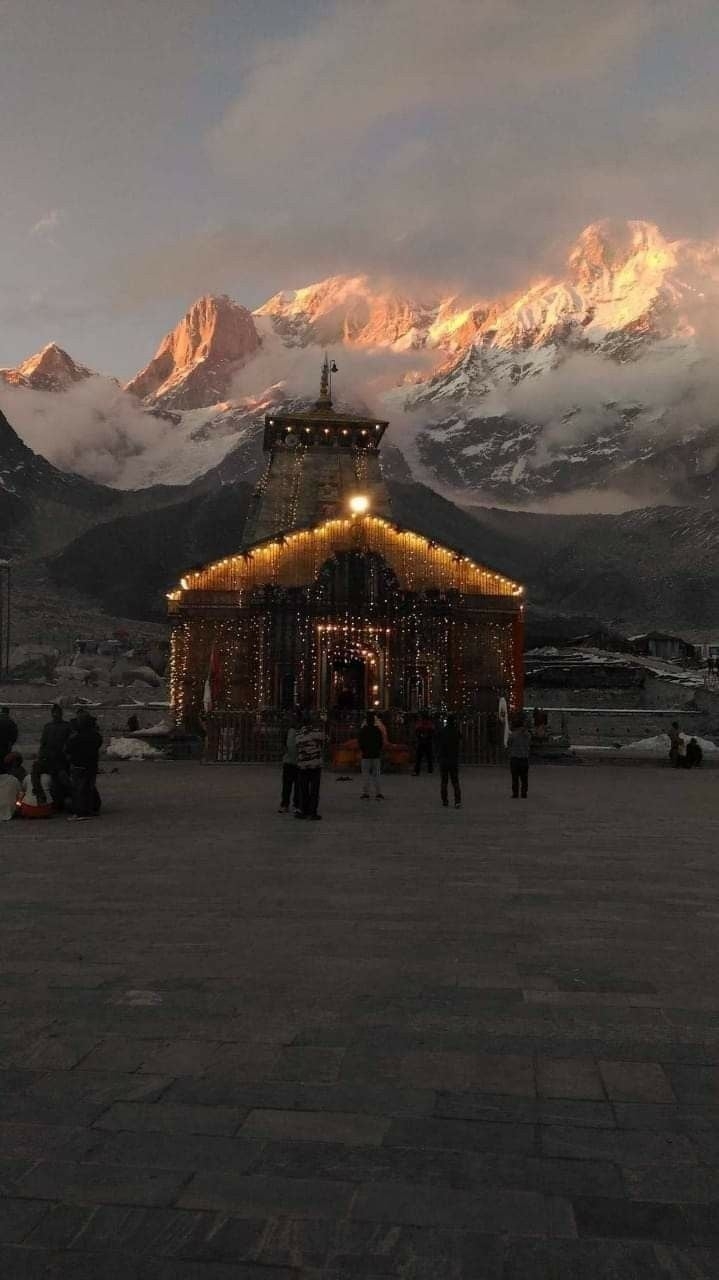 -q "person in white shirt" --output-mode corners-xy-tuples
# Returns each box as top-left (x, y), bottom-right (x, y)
(0, 770), (22, 821)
